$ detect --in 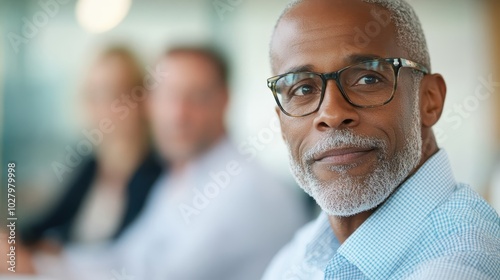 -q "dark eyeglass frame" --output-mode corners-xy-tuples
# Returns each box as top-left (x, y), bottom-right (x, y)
(267, 58), (429, 117)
